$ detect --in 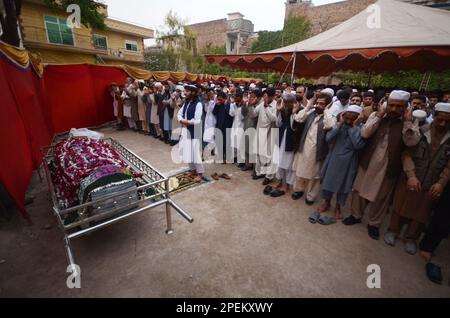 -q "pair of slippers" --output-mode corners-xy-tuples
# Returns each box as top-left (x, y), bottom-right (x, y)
(263, 186), (286, 197)
(309, 211), (336, 225)
(211, 173), (231, 181)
